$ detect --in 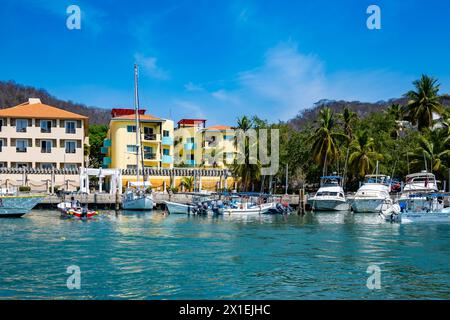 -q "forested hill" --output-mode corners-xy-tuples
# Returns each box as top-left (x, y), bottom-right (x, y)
(288, 94), (450, 130)
(1, 80), (448, 127)
(0, 81), (111, 125)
